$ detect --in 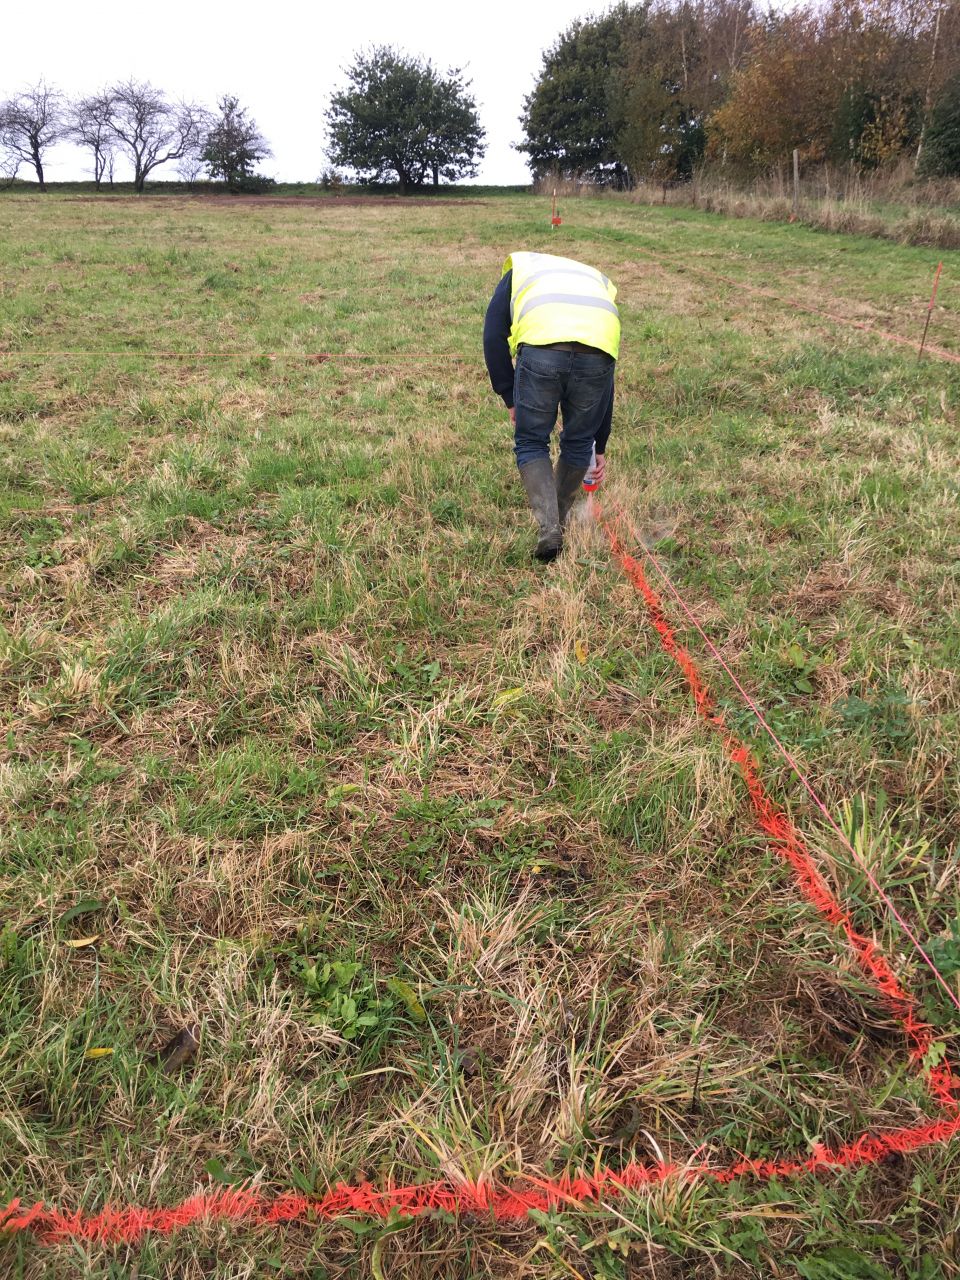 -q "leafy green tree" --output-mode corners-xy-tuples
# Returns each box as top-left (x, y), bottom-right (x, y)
(919, 71), (960, 175)
(831, 84), (877, 162)
(202, 95), (272, 191)
(617, 2), (738, 183)
(520, 1), (744, 186)
(326, 46), (485, 193)
(519, 4), (648, 185)
(423, 70), (487, 186)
